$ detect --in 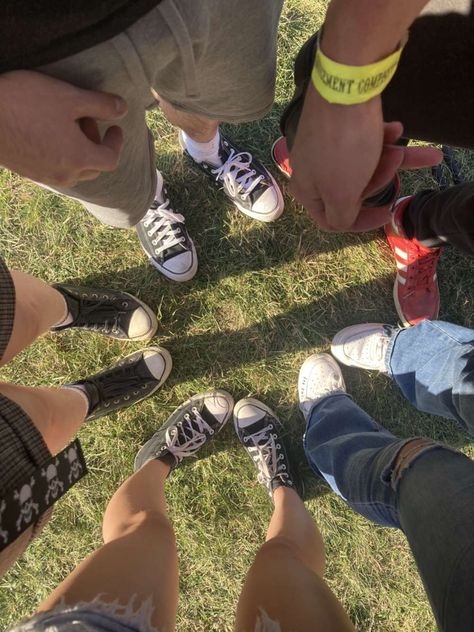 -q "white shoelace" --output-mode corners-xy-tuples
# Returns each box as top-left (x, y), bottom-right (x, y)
(212, 149), (264, 200)
(244, 424), (287, 487)
(143, 198), (186, 256)
(165, 408), (214, 462)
